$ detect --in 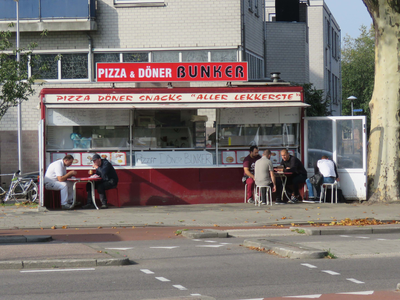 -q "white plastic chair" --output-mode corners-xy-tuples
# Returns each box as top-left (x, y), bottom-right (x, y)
(319, 181), (338, 204)
(254, 185), (272, 206)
